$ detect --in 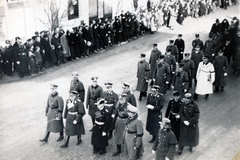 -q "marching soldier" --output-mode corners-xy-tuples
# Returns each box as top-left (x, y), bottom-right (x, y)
(152, 118), (177, 160)
(40, 84), (64, 143)
(166, 40), (179, 63)
(174, 34), (185, 62)
(112, 94), (129, 156)
(192, 34), (204, 51)
(146, 85), (164, 143)
(122, 83), (137, 107)
(70, 72), (85, 102)
(124, 104), (144, 160)
(91, 98), (111, 155)
(165, 91), (183, 141)
(103, 82), (118, 139)
(153, 55), (171, 95)
(86, 76), (103, 131)
(60, 90), (85, 148)
(172, 63), (189, 98)
(178, 93), (200, 155)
